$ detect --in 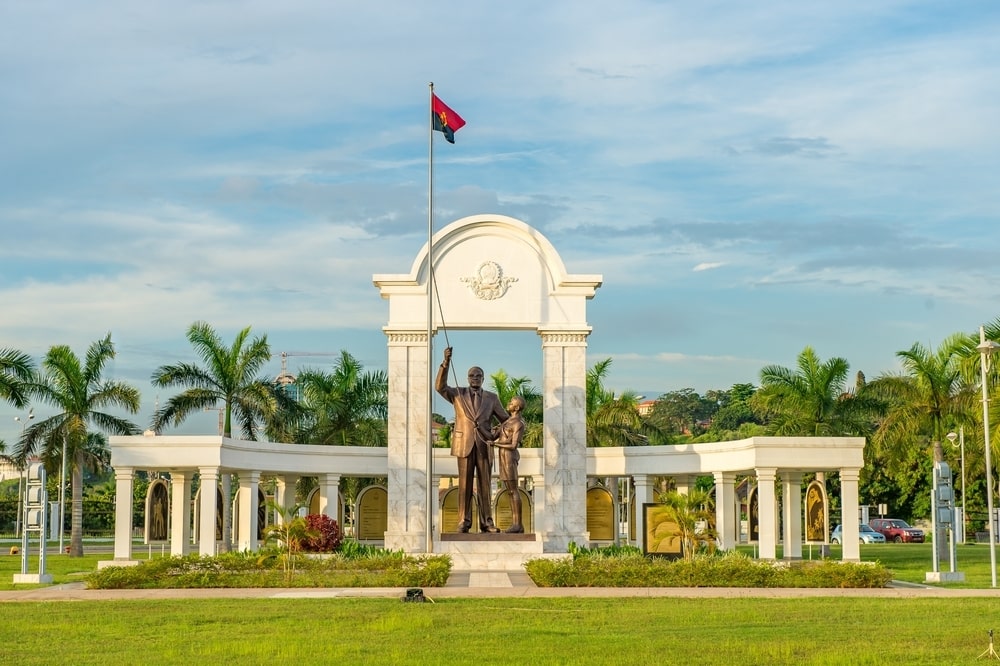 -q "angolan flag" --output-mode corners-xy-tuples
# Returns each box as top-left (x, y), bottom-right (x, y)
(431, 93), (466, 144)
